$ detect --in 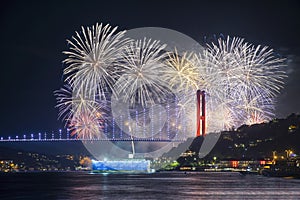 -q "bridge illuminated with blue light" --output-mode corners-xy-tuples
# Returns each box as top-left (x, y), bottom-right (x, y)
(0, 131), (185, 143)
(0, 91), (206, 144)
